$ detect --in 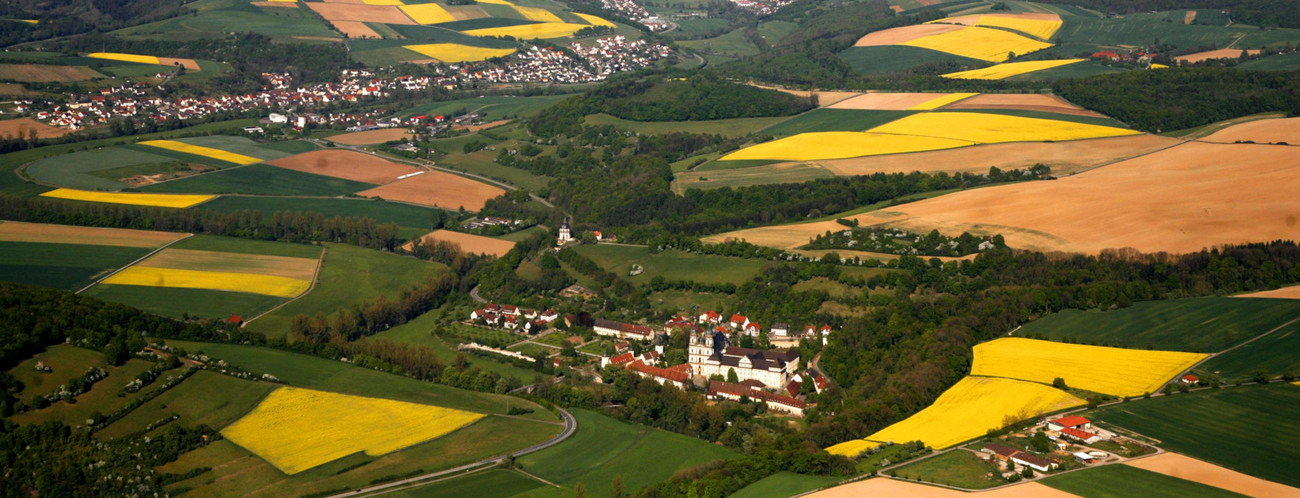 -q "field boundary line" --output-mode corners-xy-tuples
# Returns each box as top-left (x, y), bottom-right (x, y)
(243, 244), (327, 326)
(75, 233), (195, 294)
(514, 468), (561, 487)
